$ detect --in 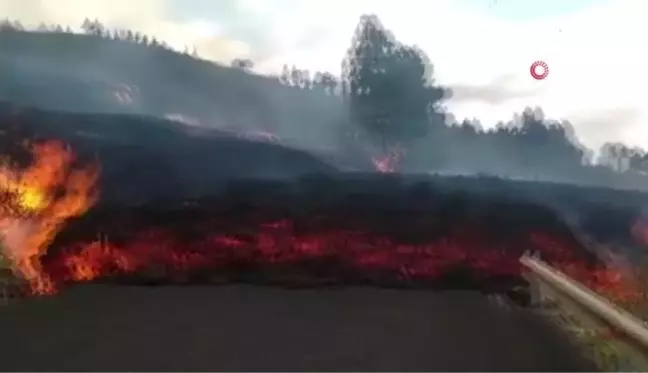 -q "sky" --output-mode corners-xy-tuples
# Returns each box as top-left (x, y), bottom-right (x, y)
(0, 0), (646, 151)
